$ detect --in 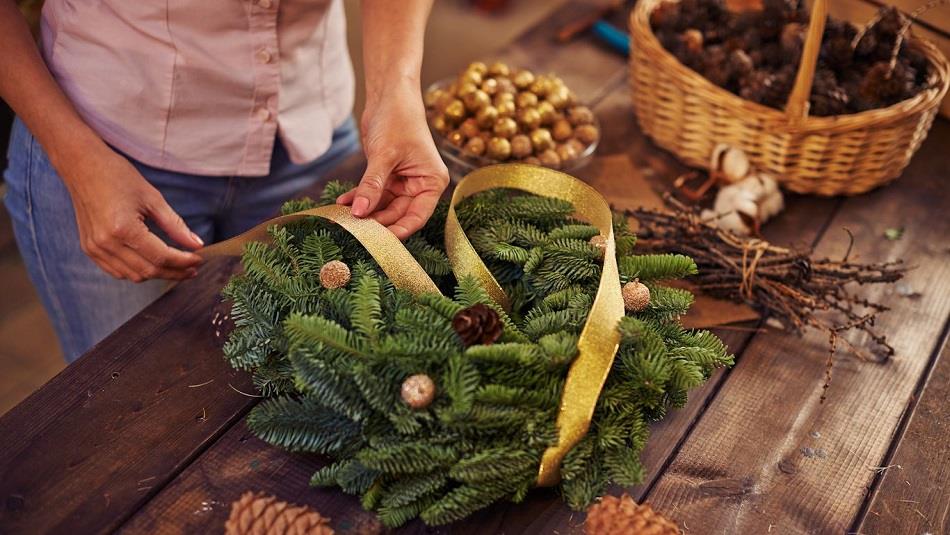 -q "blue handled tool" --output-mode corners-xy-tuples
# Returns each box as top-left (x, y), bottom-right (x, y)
(592, 20), (630, 56)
